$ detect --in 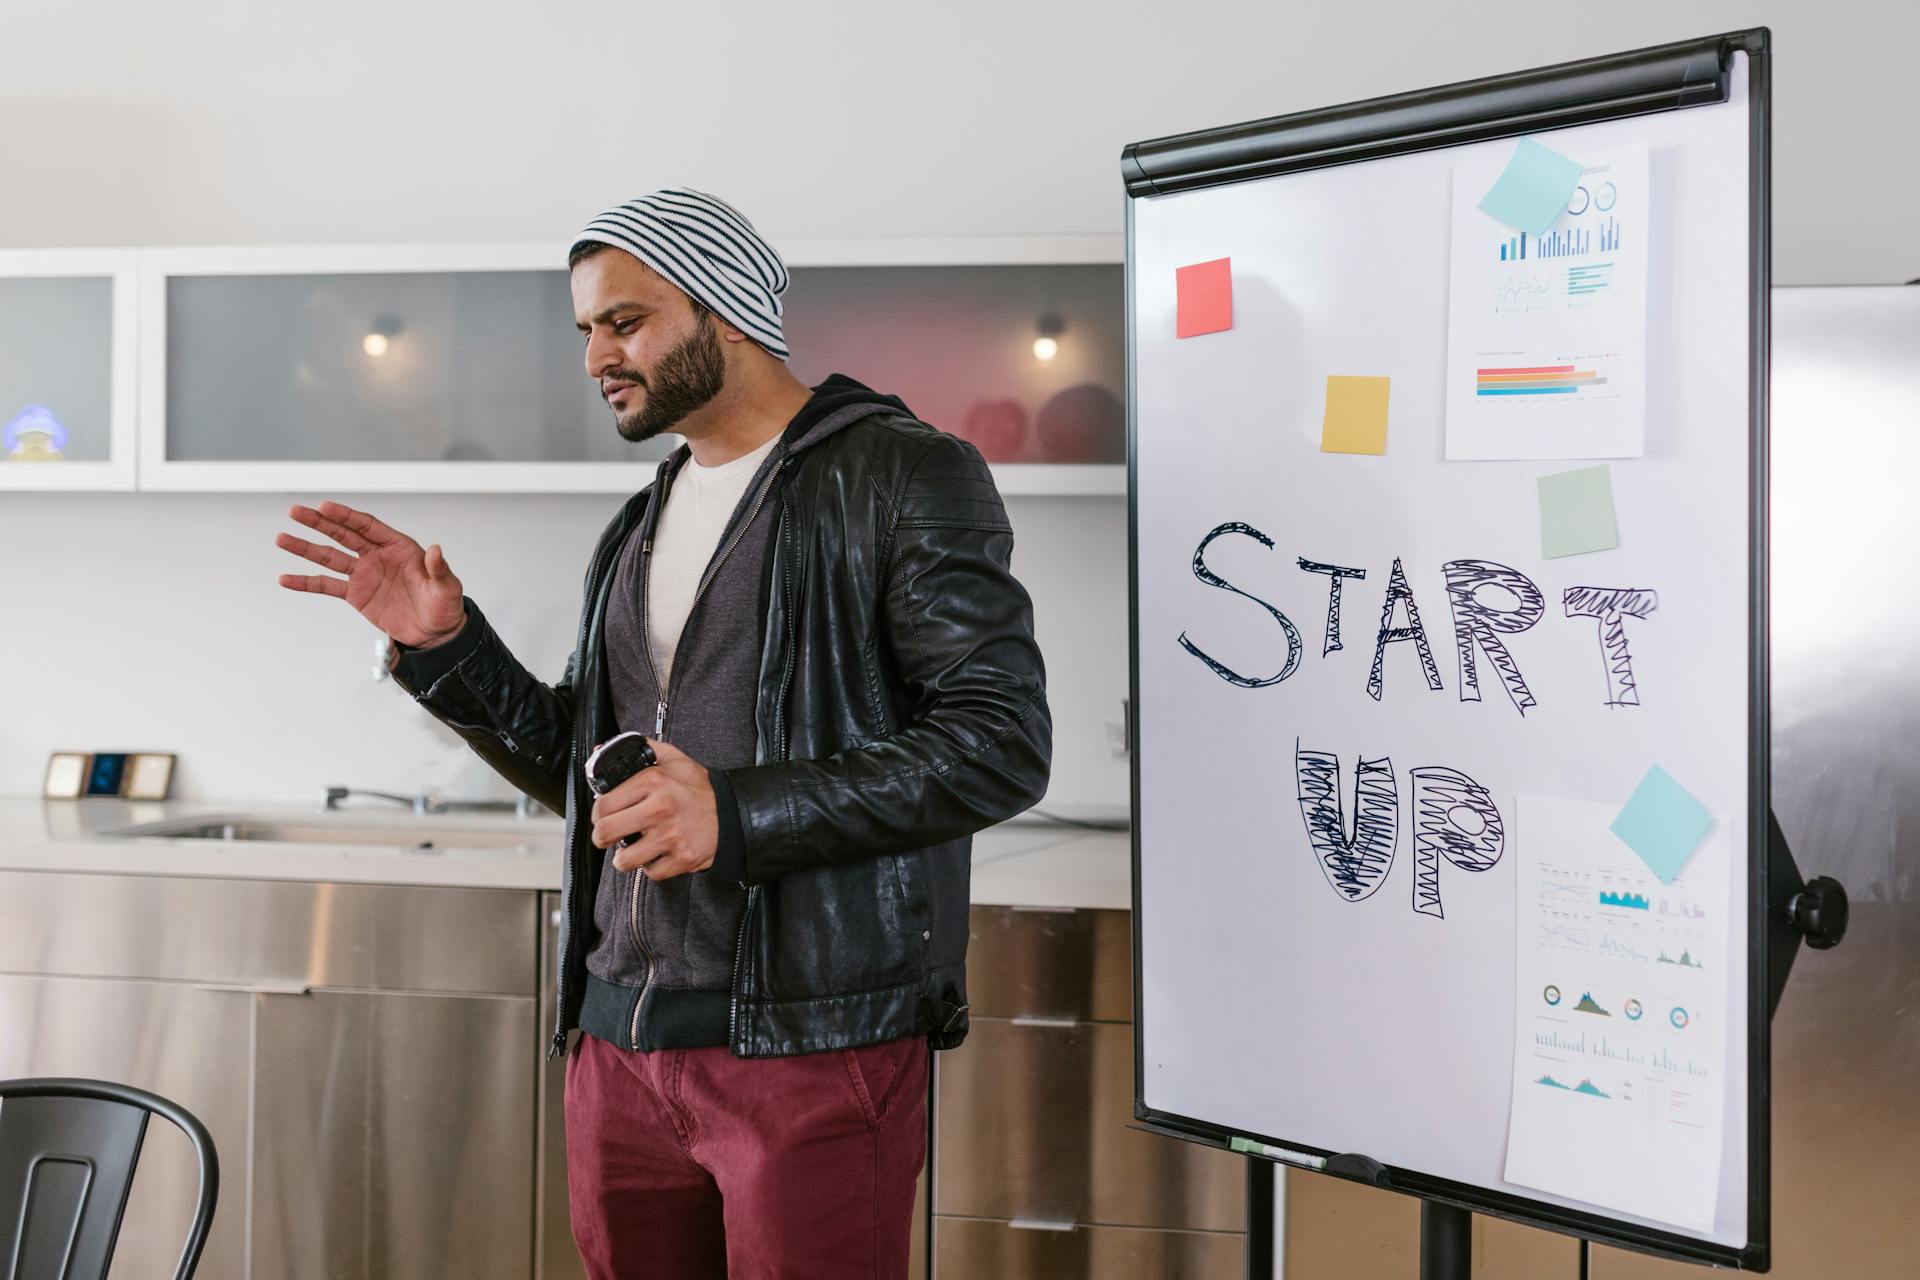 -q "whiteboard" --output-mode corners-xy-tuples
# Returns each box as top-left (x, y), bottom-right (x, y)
(1131, 55), (1757, 1254)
